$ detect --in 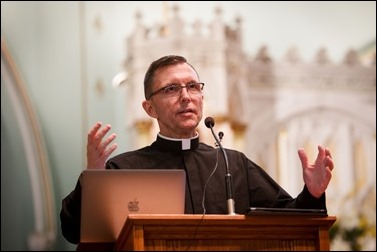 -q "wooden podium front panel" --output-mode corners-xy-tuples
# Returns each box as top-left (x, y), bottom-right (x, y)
(114, 214), (336, 251)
